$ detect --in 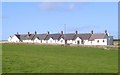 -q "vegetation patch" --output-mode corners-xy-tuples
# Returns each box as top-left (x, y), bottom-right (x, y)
(2, 43), (118, 73)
